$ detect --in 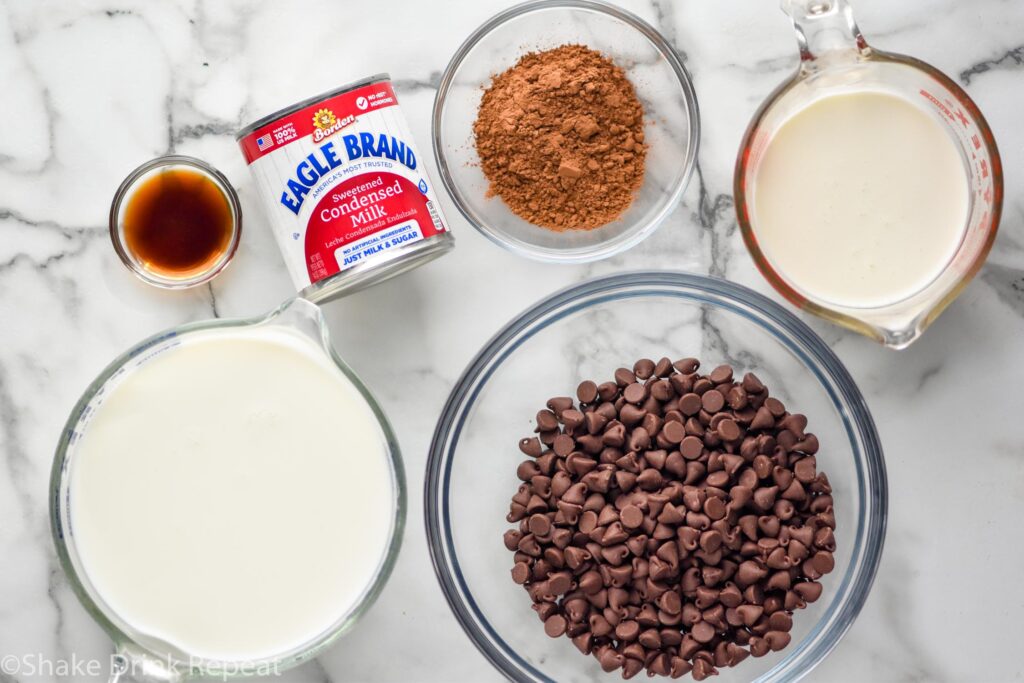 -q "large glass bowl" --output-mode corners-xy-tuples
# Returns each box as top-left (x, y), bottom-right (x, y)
(426, 272), (887, 682)
(432, 0), (699, 263)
